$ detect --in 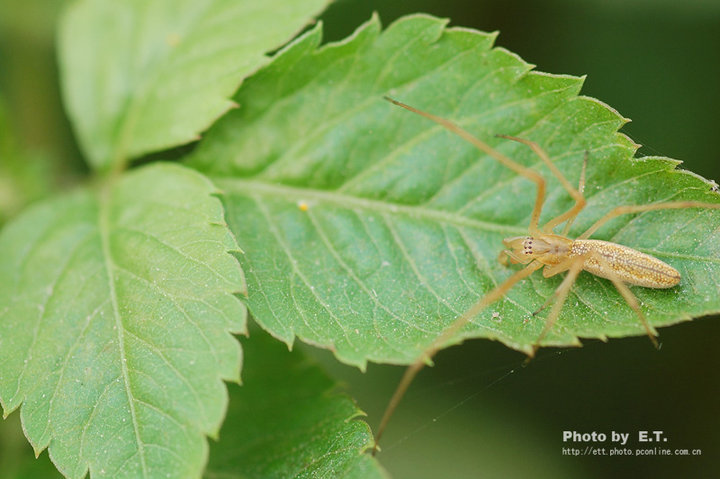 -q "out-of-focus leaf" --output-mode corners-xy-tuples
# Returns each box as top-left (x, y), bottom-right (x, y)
(59, 0), (330, 170)
(205, 329), (387, 479)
